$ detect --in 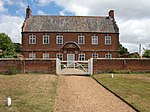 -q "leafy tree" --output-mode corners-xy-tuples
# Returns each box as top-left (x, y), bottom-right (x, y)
(143, 50), (150, 58)
(14, 43), (21, 53)
(0, 33), (15, 58)
(118, 44), (128, 55)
